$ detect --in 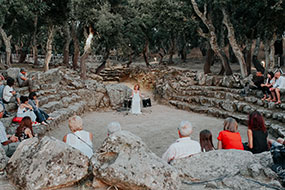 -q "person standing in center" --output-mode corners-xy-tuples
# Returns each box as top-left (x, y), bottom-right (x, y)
(131, 84), (142, 114)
